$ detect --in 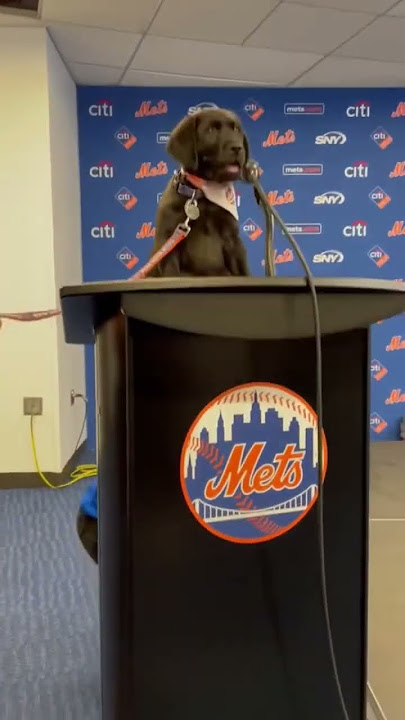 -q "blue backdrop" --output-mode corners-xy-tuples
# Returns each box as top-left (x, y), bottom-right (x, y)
(77, 87), (405, 447)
